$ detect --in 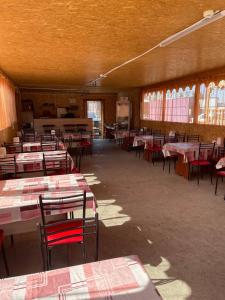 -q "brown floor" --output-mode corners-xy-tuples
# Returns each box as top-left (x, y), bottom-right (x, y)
(1, 140), (225, 299)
